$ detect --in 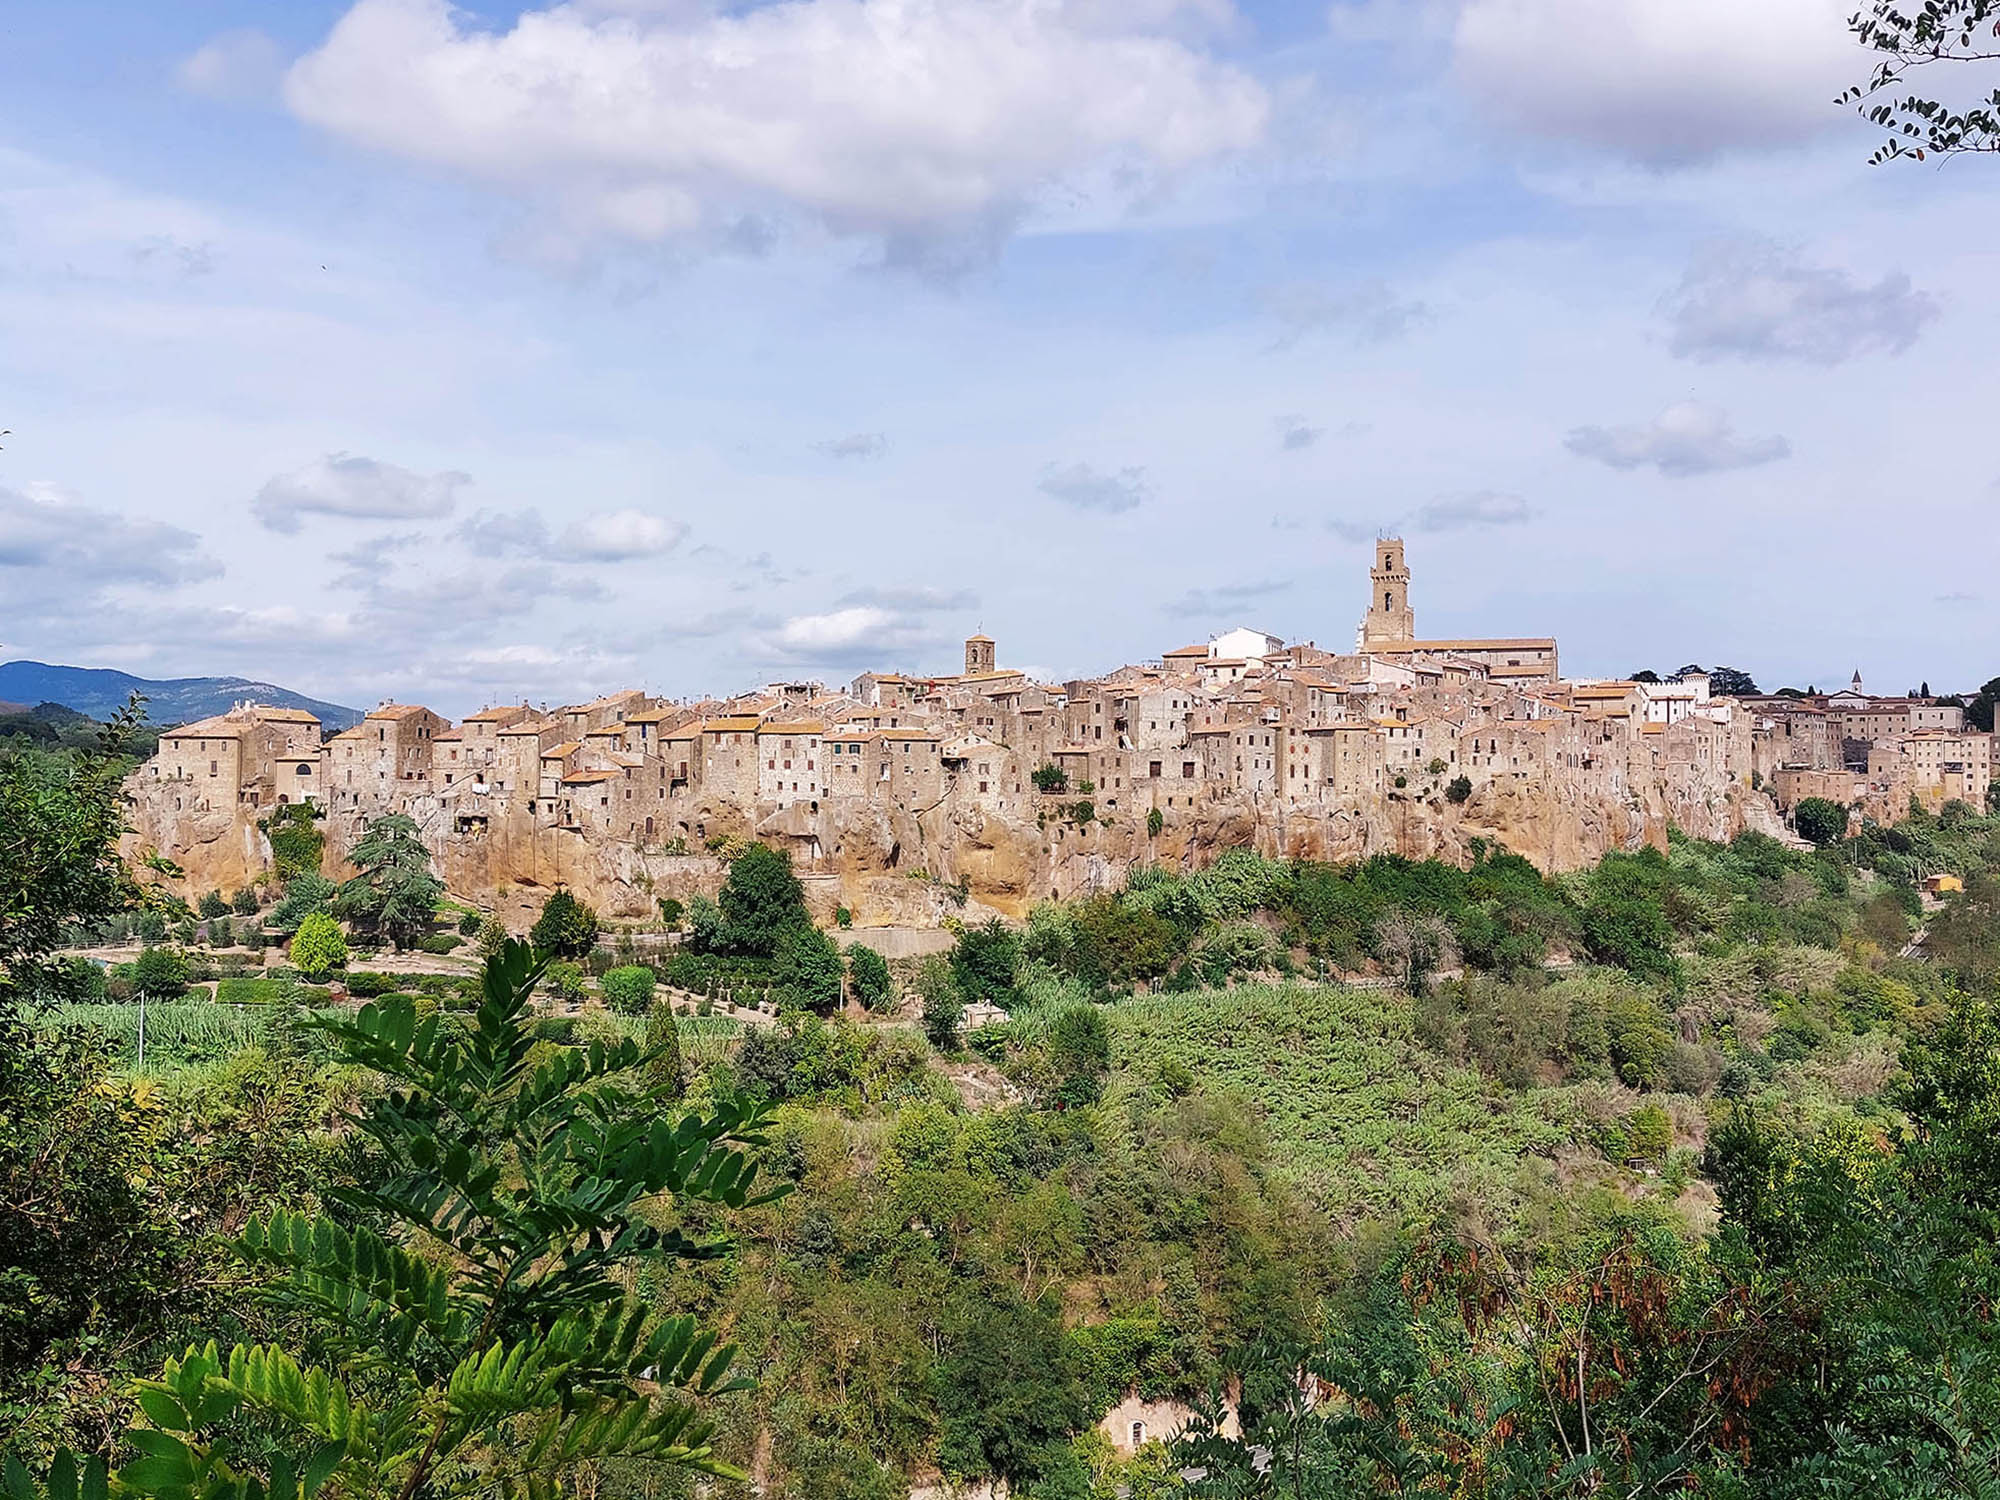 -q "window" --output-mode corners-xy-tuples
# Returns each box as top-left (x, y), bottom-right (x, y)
(1131, 1422), (1146, 1448)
